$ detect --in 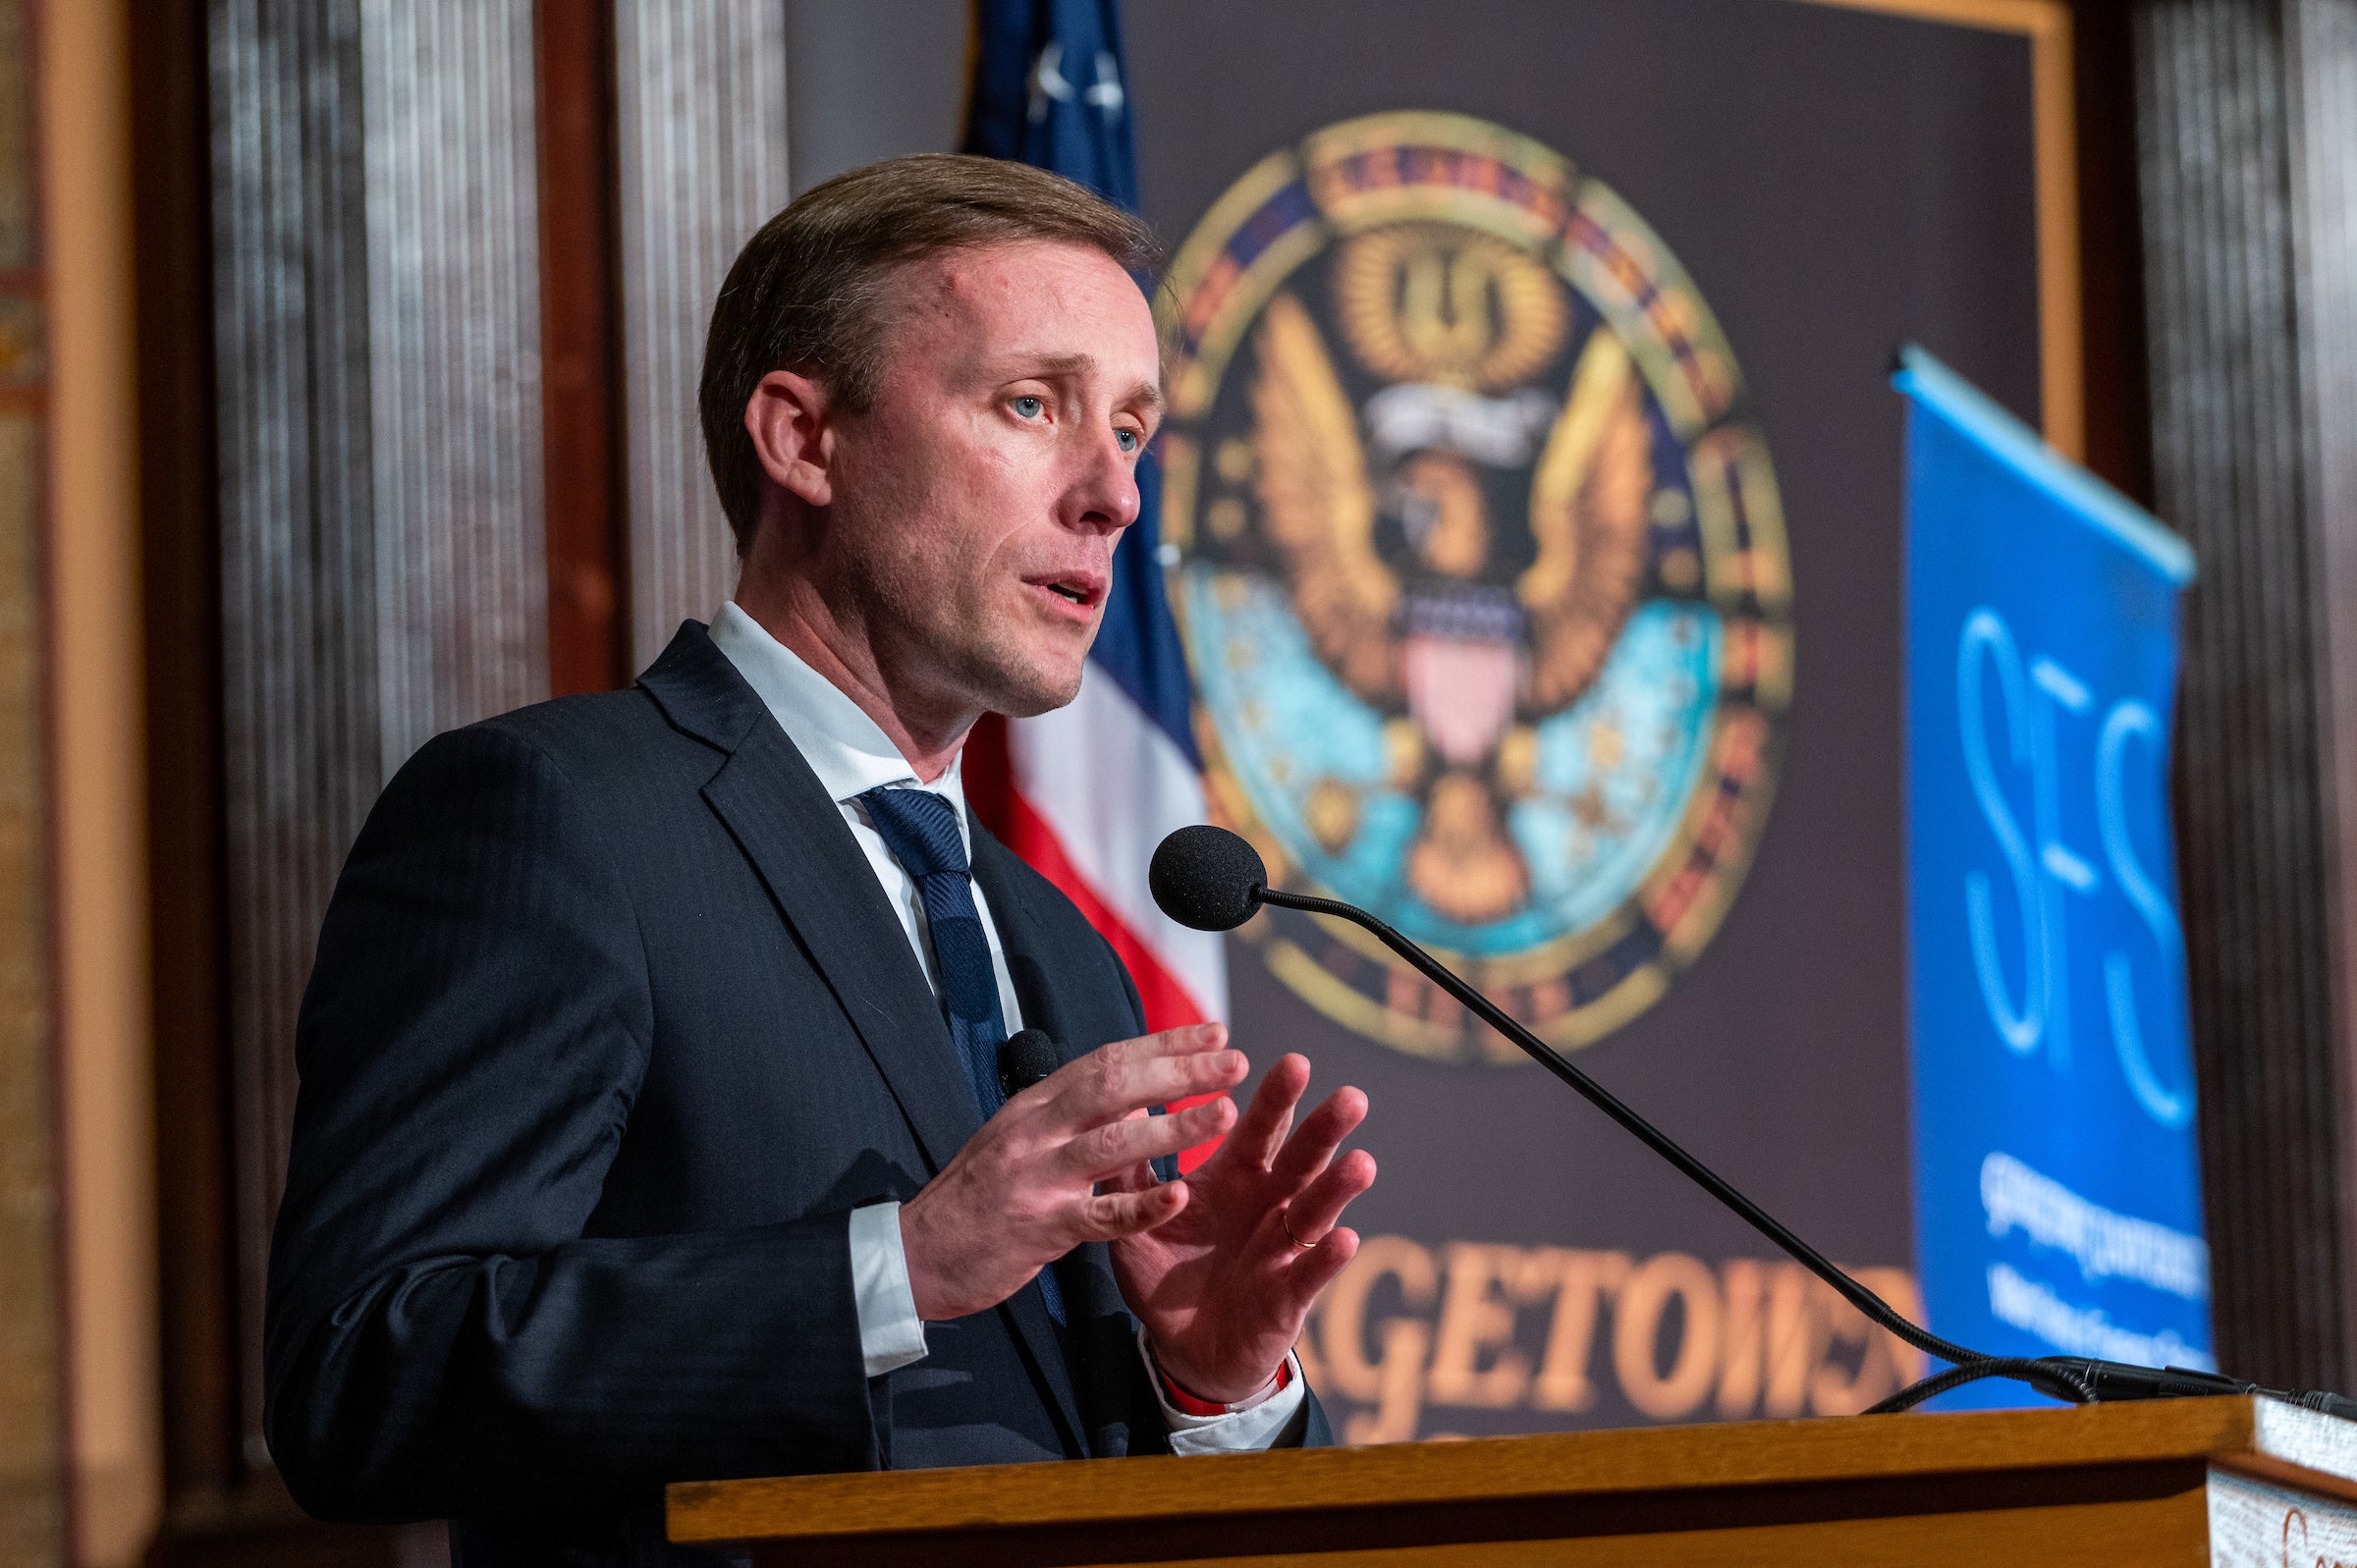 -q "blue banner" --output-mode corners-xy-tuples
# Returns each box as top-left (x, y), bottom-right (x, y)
(1897, 348), (2211, 1406)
